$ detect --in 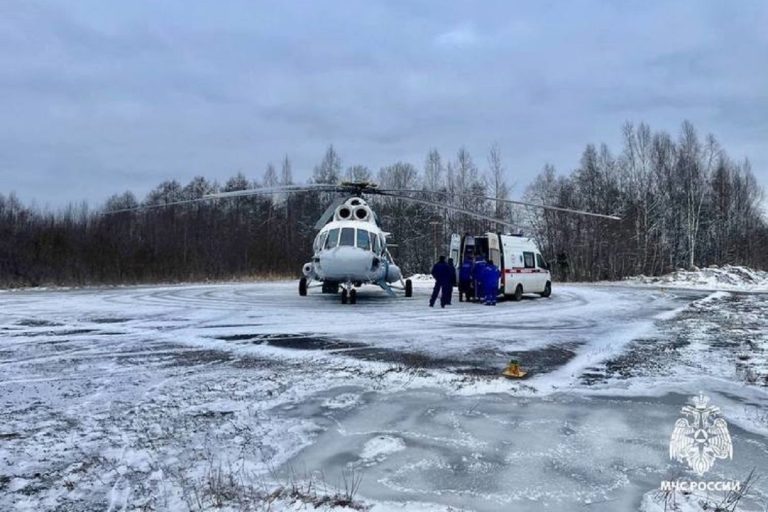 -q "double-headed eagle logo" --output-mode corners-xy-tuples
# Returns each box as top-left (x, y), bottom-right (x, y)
(670, 393), (733, 476)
